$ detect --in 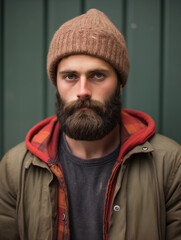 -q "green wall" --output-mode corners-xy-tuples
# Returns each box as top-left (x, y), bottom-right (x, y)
(0, 0), (181, 158)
